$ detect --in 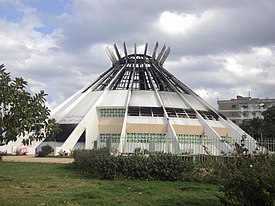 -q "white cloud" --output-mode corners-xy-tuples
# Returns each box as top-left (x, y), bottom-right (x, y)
(0, 0), (275, 110)
(158, 10), (217, 35)
(159, 11), (199, 34)
(165, 45), (275, 107)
